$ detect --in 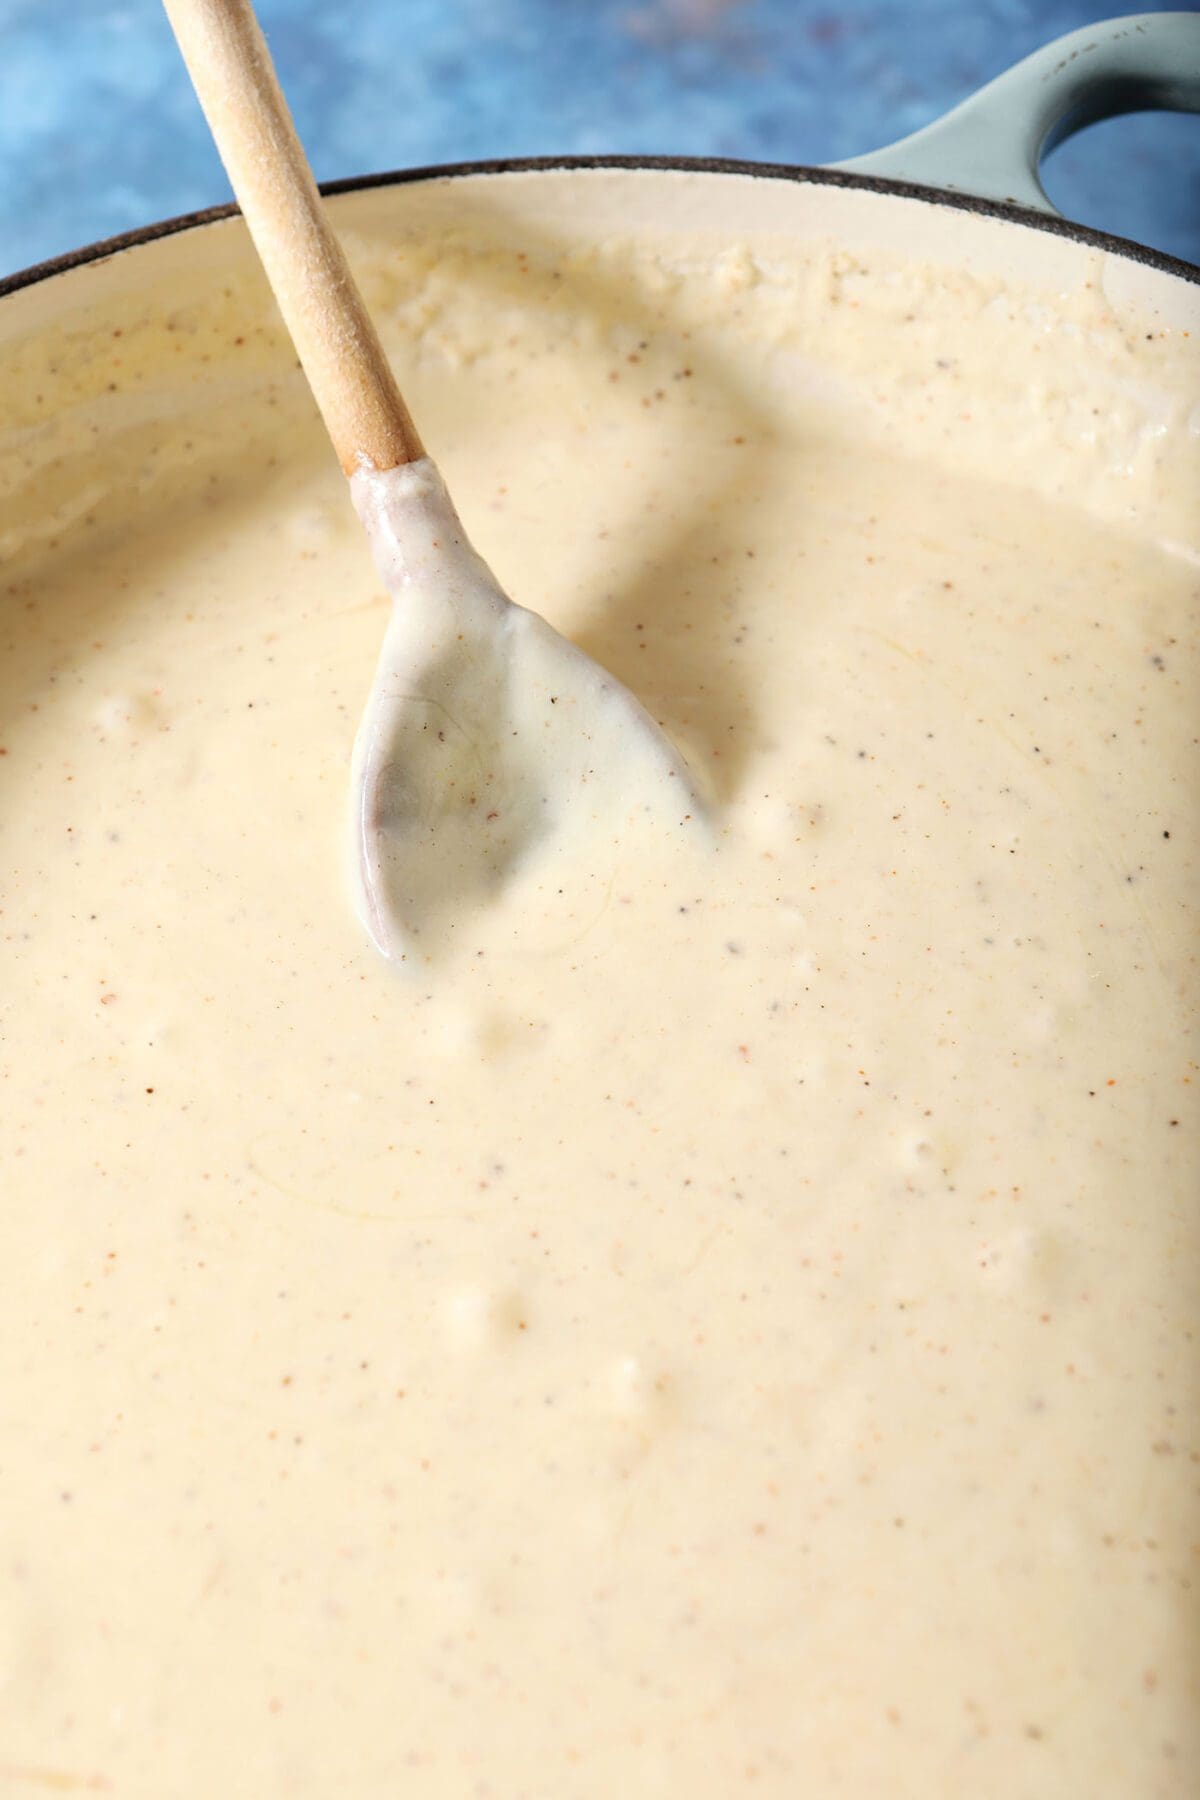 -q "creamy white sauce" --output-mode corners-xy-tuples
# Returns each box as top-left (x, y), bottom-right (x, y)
(0, 227), (1196, 1796)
